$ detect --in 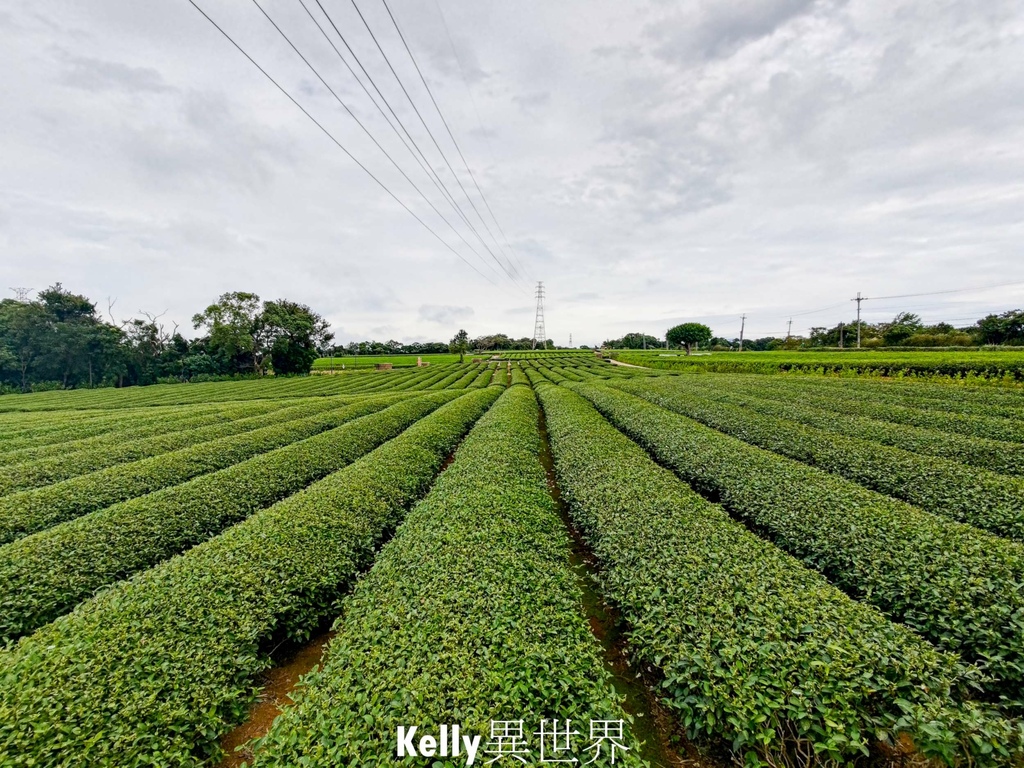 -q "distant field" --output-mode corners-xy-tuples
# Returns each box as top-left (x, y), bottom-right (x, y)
(312, 353), (462, 369)
(613, 348), (1024, 382)
(500, 349), (592, 359)
(313, 349), (591, 368)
